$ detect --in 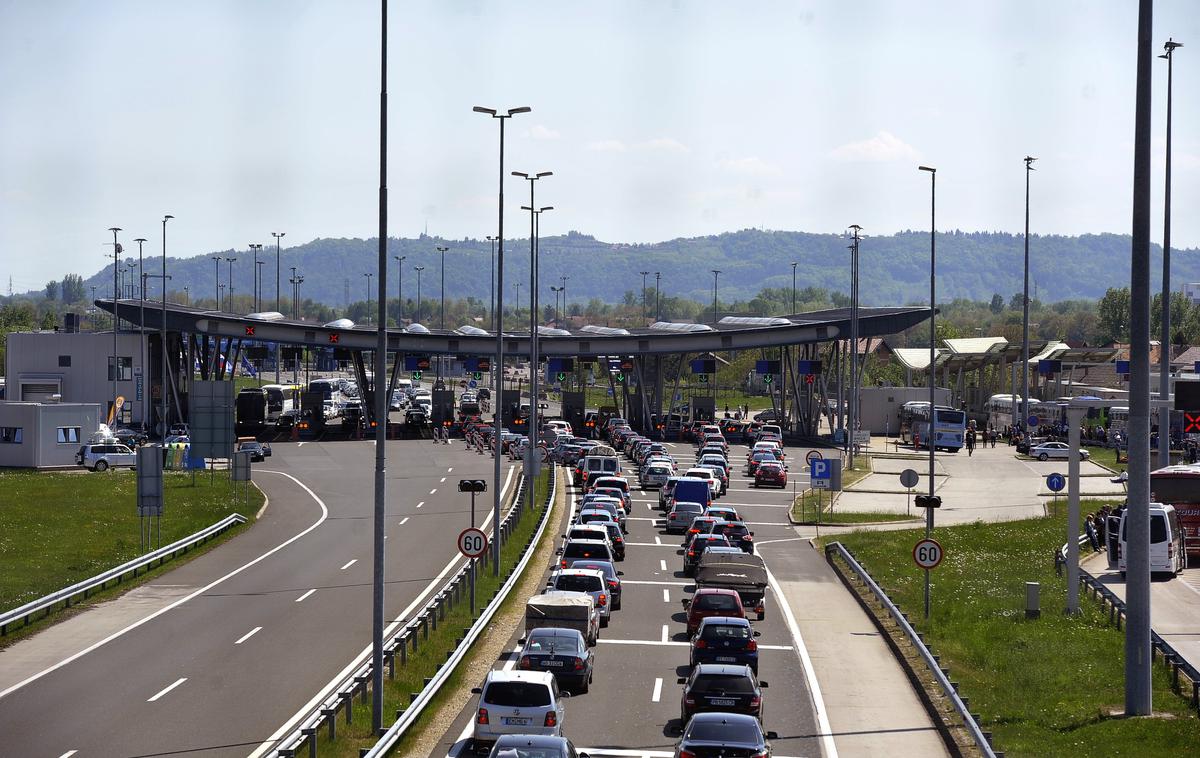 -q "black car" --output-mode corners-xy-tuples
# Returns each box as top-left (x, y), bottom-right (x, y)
(112, 428), (147, 448)
(679, 664), (767, 724)
(690, 616), (761, 673)
(674, 711), (777, 756)
(517, 627), (594, 693)
(597, 520), (626, 561)
(683, 534), (732, 576)
(707, 520), (755, 554)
